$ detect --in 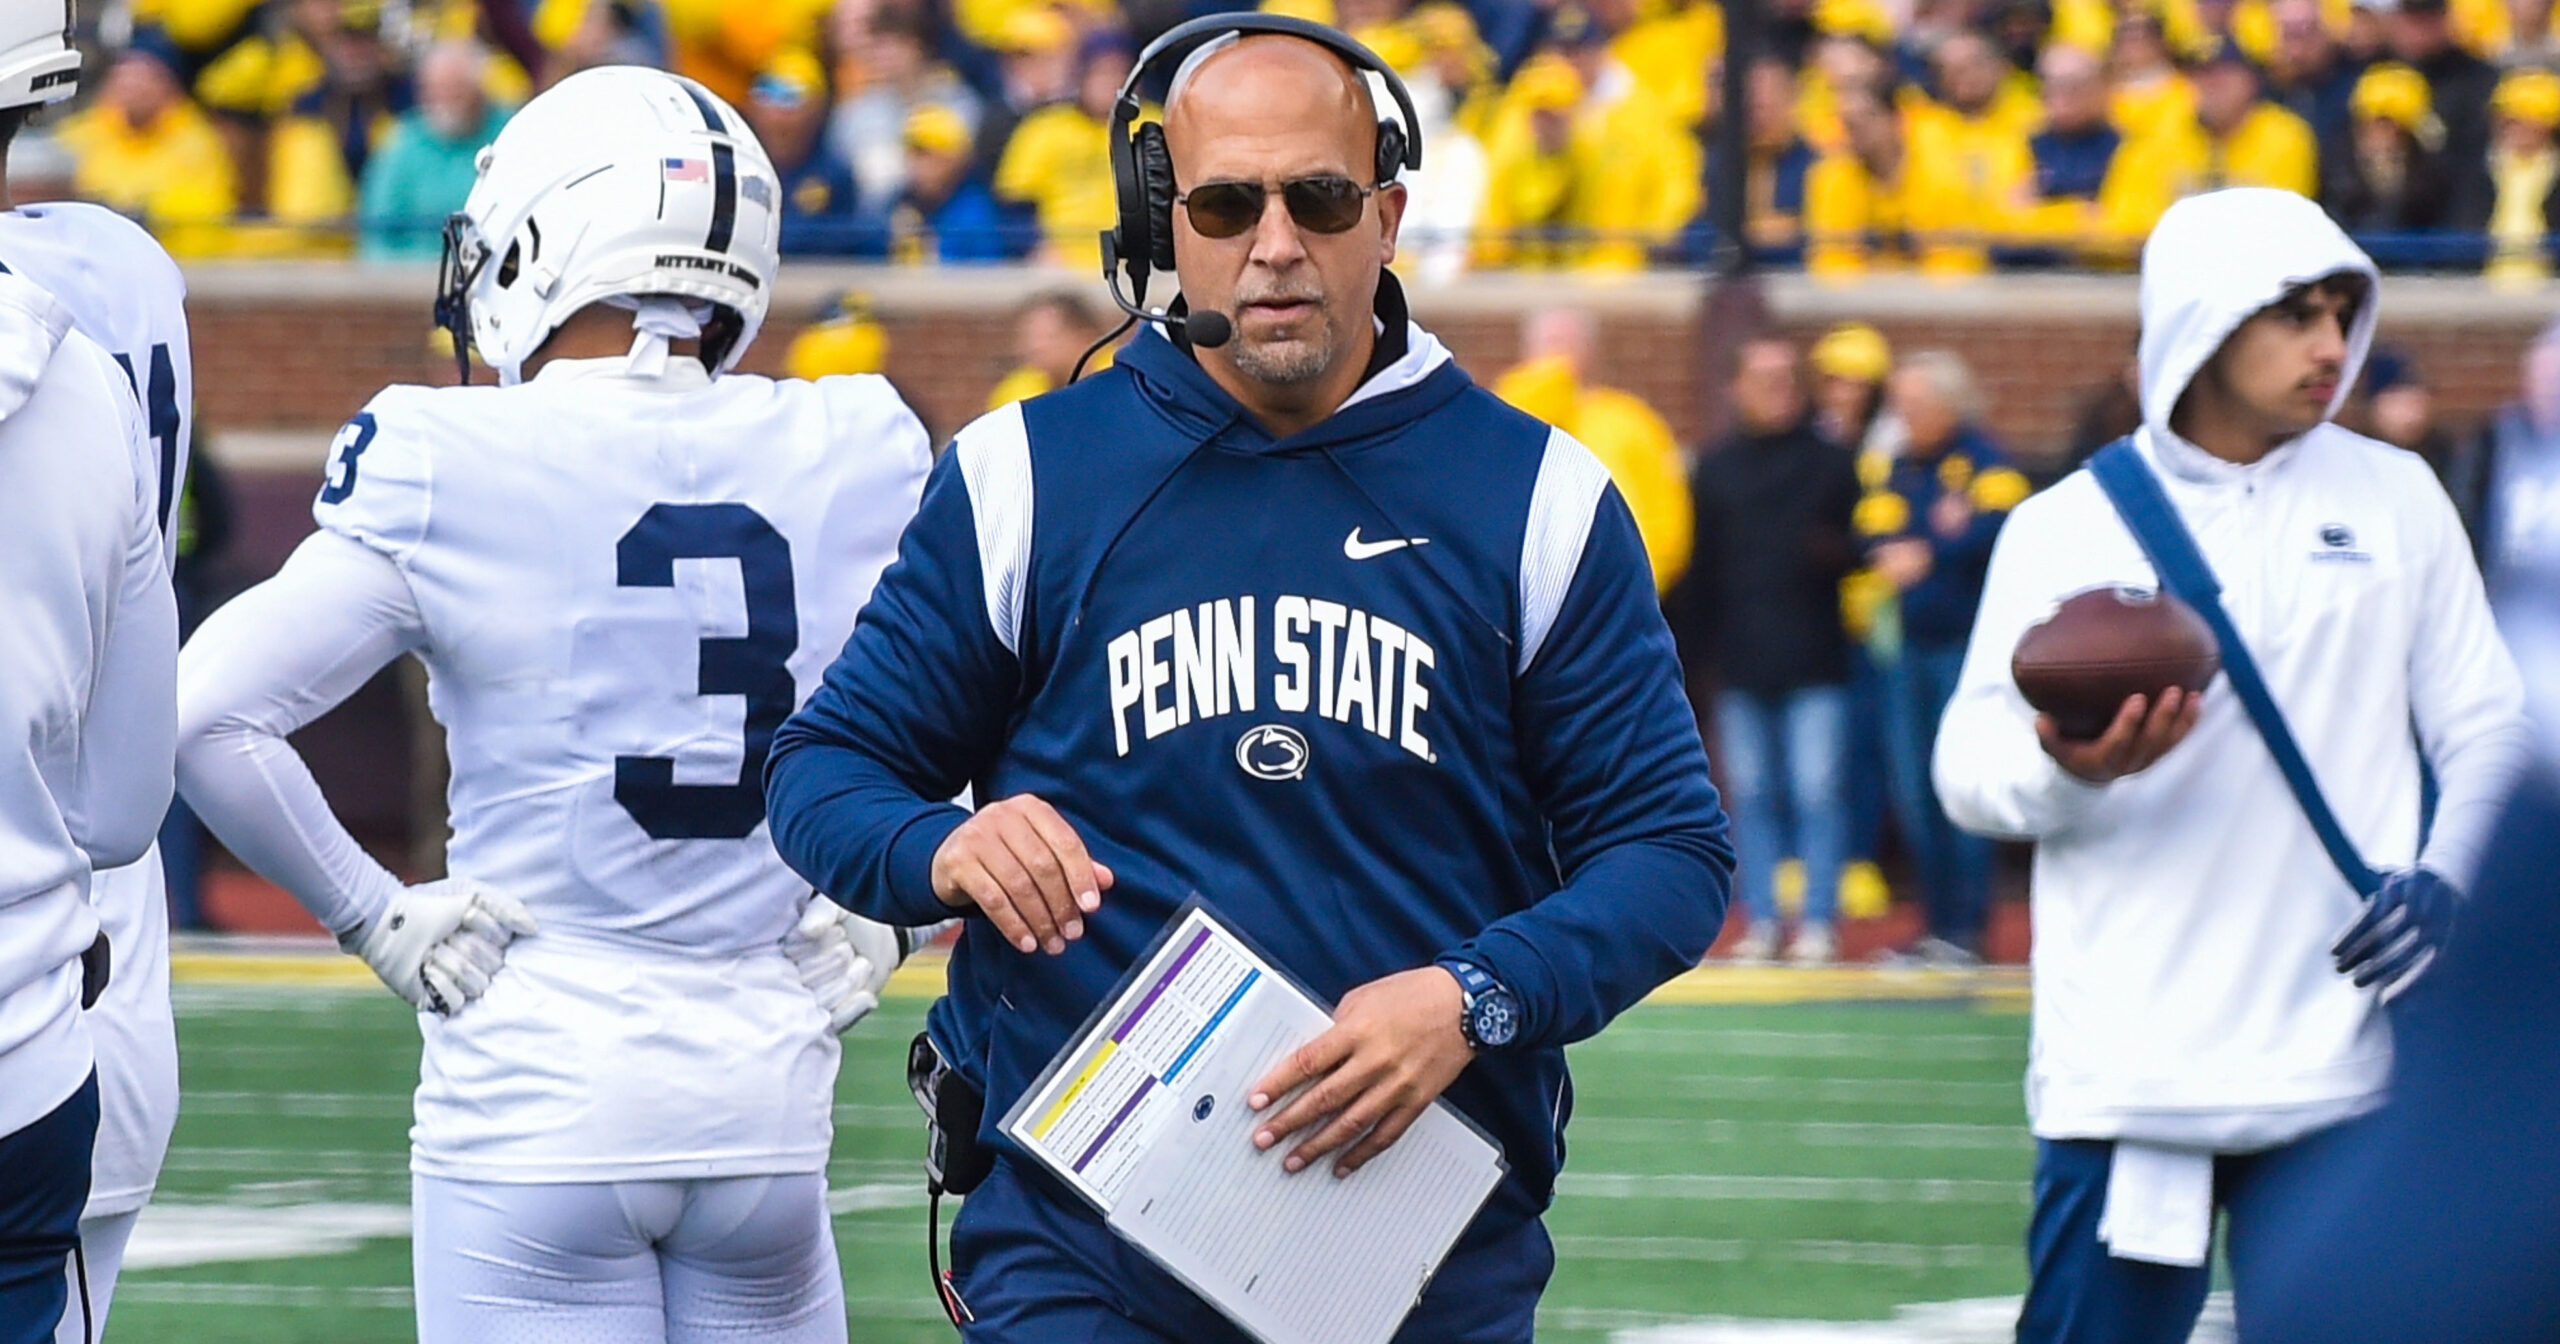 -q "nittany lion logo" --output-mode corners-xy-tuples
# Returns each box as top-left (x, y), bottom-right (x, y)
(1235, 724), (1309, 781)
